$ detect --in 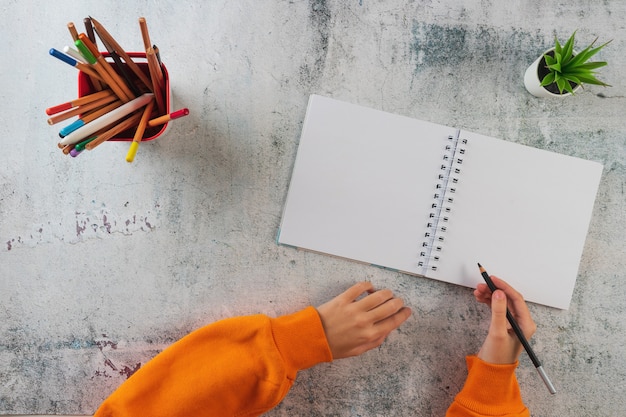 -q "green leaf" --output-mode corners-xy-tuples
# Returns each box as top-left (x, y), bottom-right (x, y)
(568, 40), (610, 67)
(560, 32), (576, 65)
(563, 74), (582, 85)
(563, 82), (575, 94)
(554, 36), (563, 55)
(544, 54), (557, 66)
(567, 72), (608, 86)
(538, 31), (611, 91)
(578, 61), (608, 70)
(540, 72), (556, 86)
(548, 62), (561, 72)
